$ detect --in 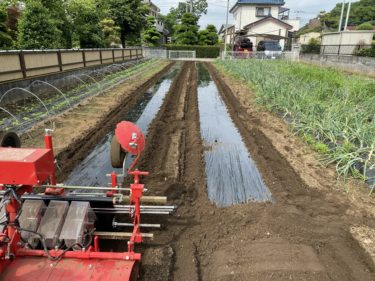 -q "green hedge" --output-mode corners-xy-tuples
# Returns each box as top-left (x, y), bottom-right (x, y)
(165, 45), (220, 58)
(301, 44), (321, 54)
